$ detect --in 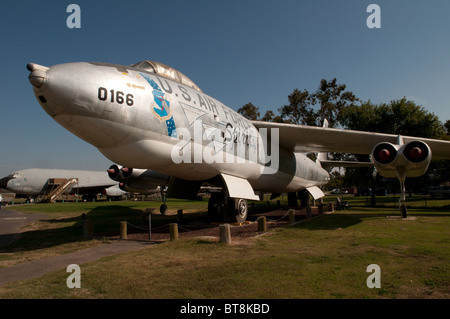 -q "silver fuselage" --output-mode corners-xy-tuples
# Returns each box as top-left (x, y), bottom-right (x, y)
(29, 62), (329, 193)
